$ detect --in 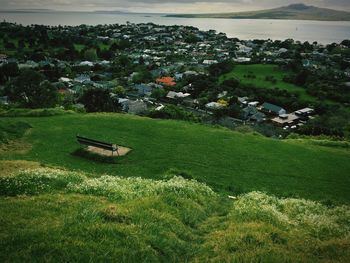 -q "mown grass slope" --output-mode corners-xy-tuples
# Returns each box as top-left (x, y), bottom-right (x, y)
(1, 113), (350, 203)
(219, 64), (315, 101)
